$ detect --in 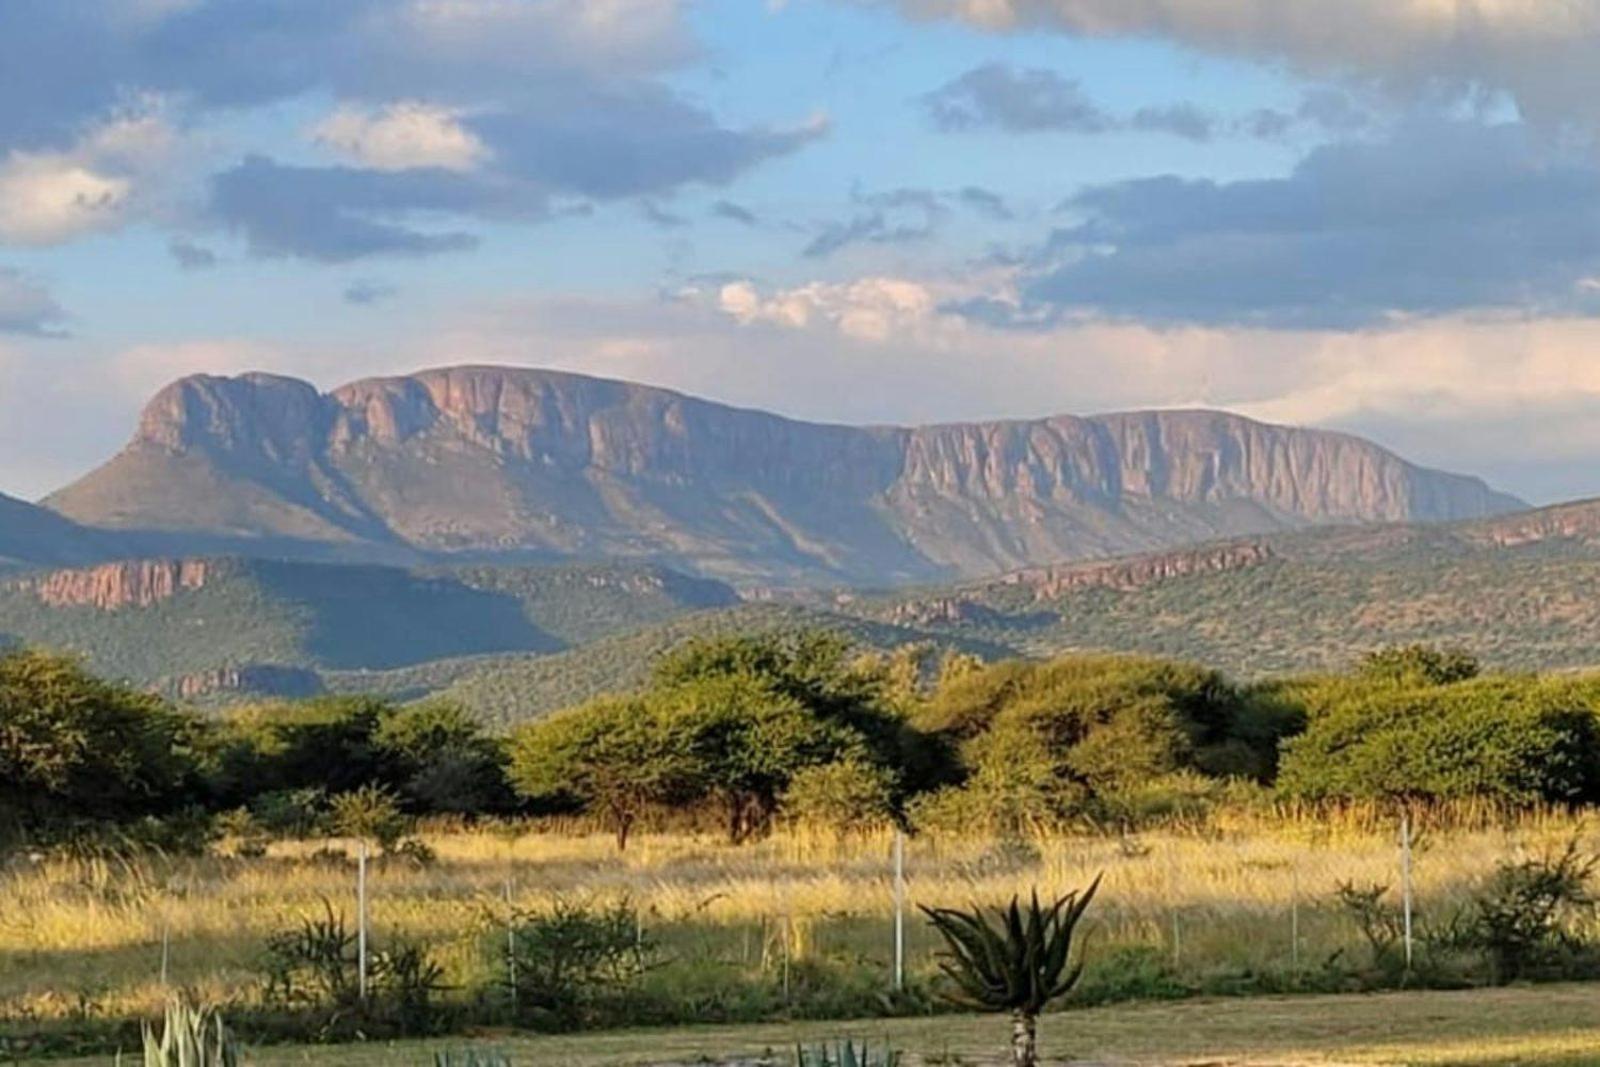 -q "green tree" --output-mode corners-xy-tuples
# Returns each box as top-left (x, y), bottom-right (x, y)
(781, 757), (897, 833)
(373, 700), (511, 815)
(1360, 644), (1481, 687)
(507, 697), (695, 850)
(0, 649), (198, 842)
(1278, 676), (1600, 805)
